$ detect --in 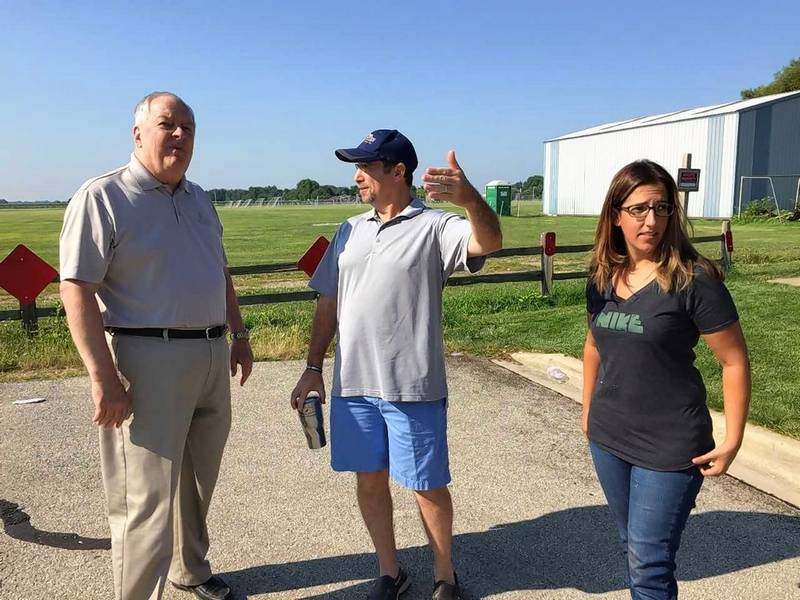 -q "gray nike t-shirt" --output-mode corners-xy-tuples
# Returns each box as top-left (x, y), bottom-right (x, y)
(309, 198), (485, 402)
